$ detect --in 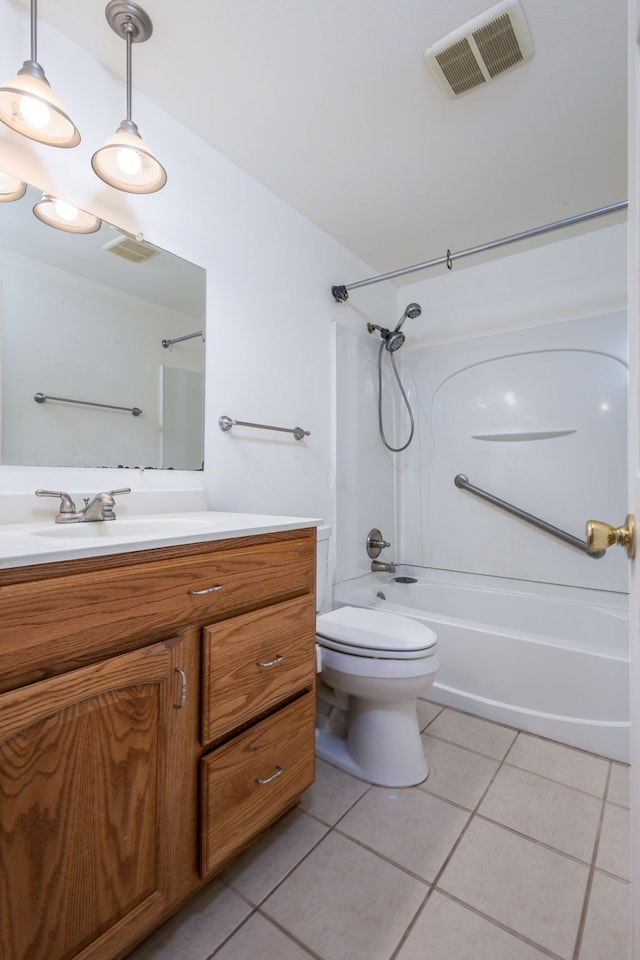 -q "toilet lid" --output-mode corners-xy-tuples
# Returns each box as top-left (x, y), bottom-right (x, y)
(316, 606), (437, 656)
